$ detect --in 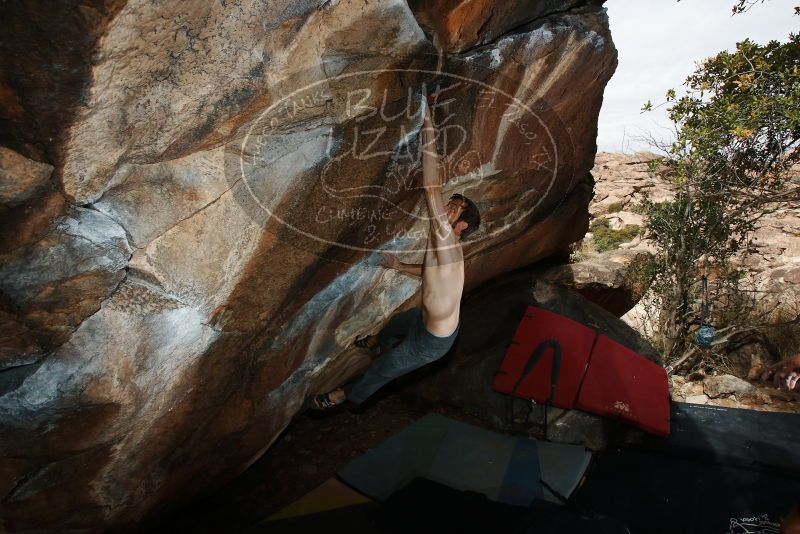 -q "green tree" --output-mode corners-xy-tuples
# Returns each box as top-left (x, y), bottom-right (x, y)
(729, 0), (800, 16)
(641, 32), (800, 362)
(676, 0), (800, 16)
